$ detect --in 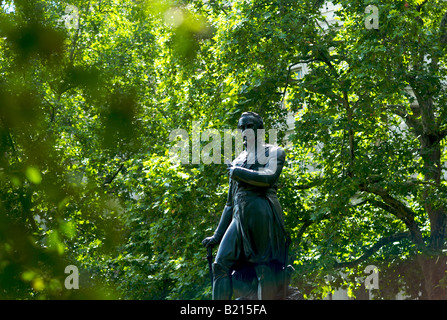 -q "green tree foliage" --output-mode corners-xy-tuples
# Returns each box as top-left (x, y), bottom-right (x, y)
(281, 0), (447, 299)
(0, 0), (445, 300)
